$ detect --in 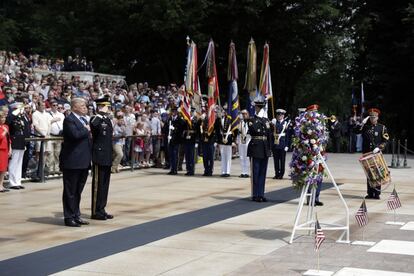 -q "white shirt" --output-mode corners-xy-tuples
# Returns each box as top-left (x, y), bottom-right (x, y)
(124, 113), (136, 136)
(49, 110), (65, 135)
(150, 116), (161, 136)
(32, 110), (53, 137)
